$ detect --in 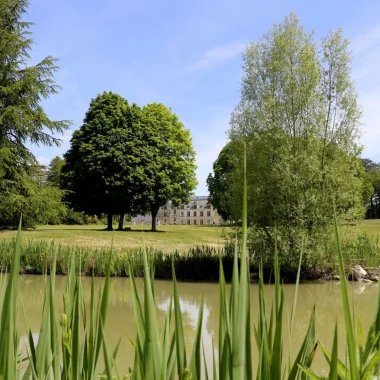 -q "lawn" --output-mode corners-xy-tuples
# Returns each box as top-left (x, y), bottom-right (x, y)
(0, 223), (230, 252)
(0, 219), (379, 253)
(340, 219), (380, 240)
